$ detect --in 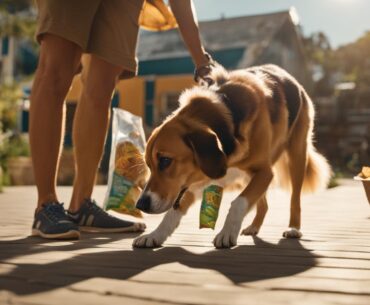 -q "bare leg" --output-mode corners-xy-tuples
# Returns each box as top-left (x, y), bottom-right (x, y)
(241, 195), (268, 236)
(68, 55), (122, 212)
(29, 34), (82, 209)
